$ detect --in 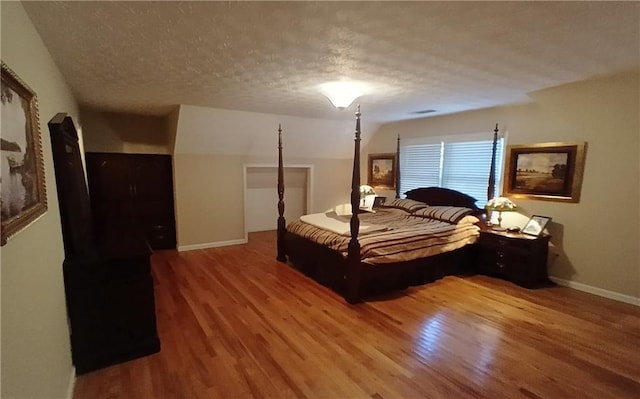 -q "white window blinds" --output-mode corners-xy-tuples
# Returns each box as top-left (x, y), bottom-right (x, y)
(400, 143), (442, 194)
(400, 136), (504, 205)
